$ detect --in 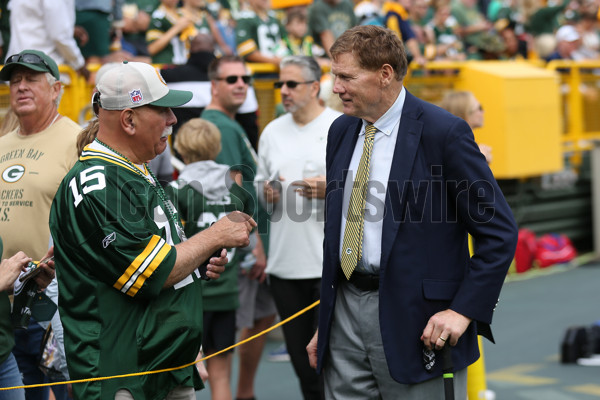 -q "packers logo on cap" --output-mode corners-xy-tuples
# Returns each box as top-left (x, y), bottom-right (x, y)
(154, 68), (167, 86)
